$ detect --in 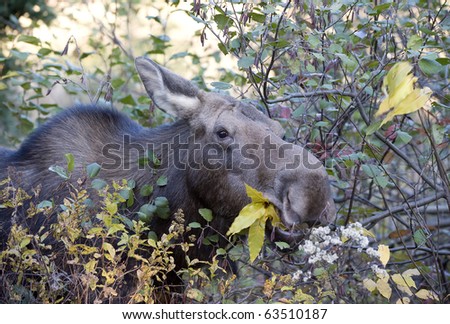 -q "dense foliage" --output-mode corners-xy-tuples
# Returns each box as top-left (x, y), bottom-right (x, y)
(0, 0), (448, 303)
